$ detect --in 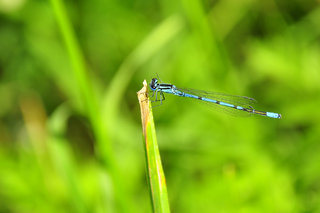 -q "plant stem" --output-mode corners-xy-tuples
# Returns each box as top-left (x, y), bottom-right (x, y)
(137, 81), (170, 213)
